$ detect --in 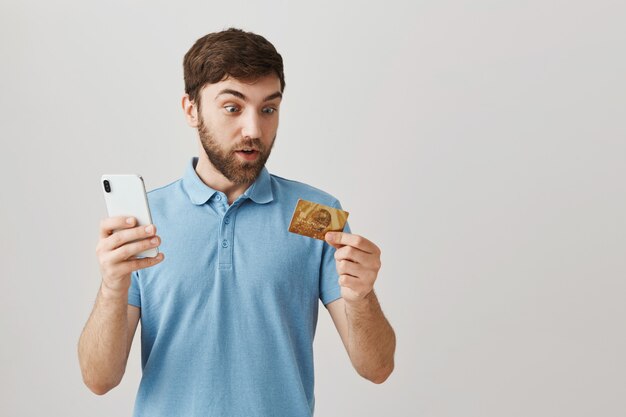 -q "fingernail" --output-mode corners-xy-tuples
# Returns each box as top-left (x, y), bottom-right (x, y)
(145, 225), (154, 234)
(151, 237), (158, 244)
(325, 232), (335, 242)
(126, 217), (135, 225)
